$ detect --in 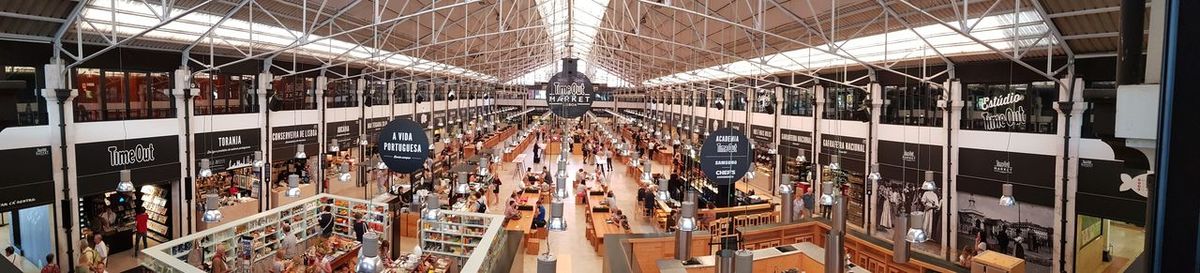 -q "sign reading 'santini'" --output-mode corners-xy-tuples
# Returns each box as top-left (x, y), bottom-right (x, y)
(377, 118), (429, 174)
(545, 58), (593, 118)
(700, 127), (753, 186)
